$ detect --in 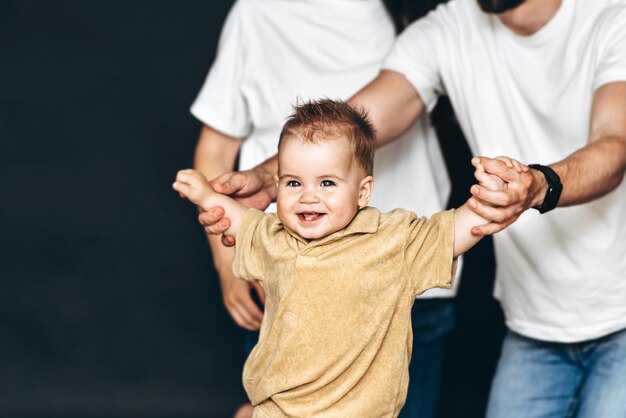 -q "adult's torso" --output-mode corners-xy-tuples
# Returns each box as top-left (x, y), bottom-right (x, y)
(387, 0), (626, 341)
